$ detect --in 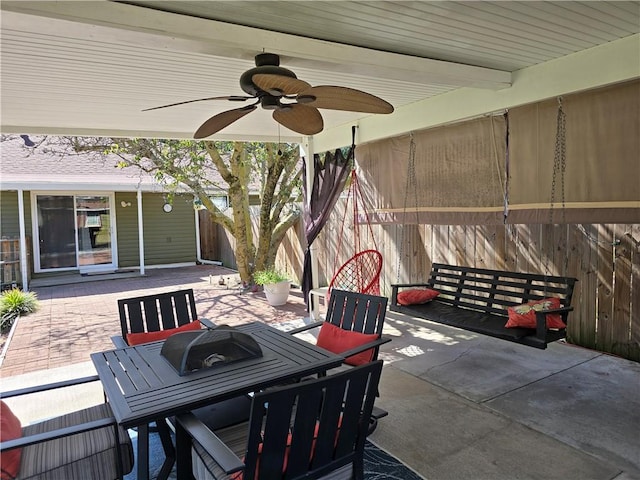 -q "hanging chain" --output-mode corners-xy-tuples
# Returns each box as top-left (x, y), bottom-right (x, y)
(549, 97), (566, 226)
(397, 134), (417, 283)
(546, 97), (567, 281)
